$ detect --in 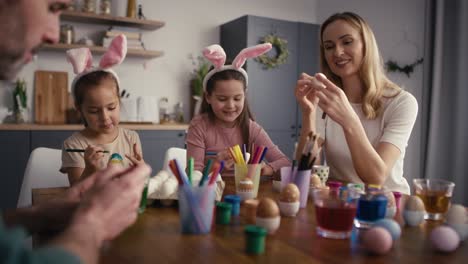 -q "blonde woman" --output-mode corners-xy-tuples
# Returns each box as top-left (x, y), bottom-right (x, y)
(295, 12), (418, 194)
